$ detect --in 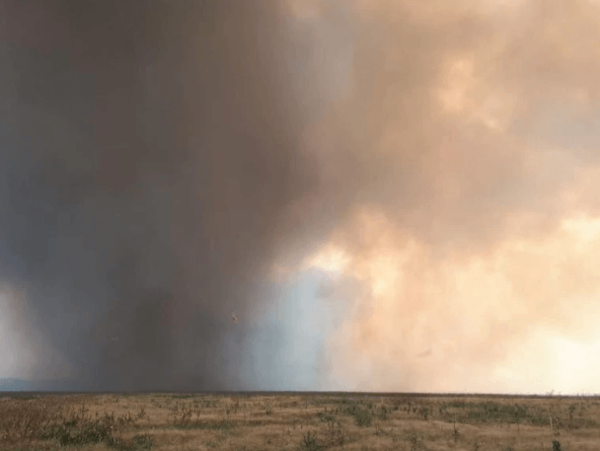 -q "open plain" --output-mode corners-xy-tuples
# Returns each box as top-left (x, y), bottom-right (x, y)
(0, 391), (598, 450)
